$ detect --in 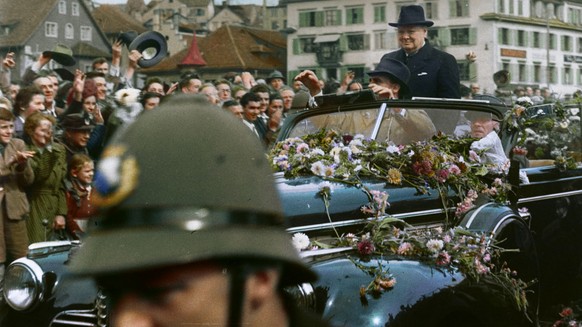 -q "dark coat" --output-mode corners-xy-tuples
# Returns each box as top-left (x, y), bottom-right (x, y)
(383, 39), (460, 99)
(383, 40), (461, 134)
